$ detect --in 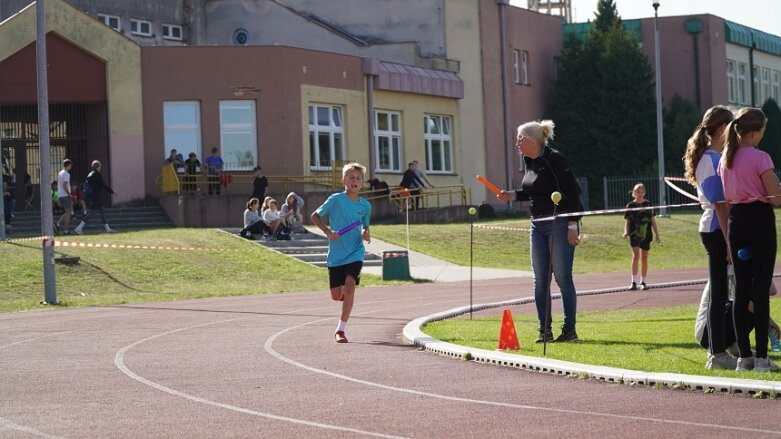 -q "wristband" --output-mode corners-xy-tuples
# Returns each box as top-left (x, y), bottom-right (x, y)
(567, 224), (578, 231)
